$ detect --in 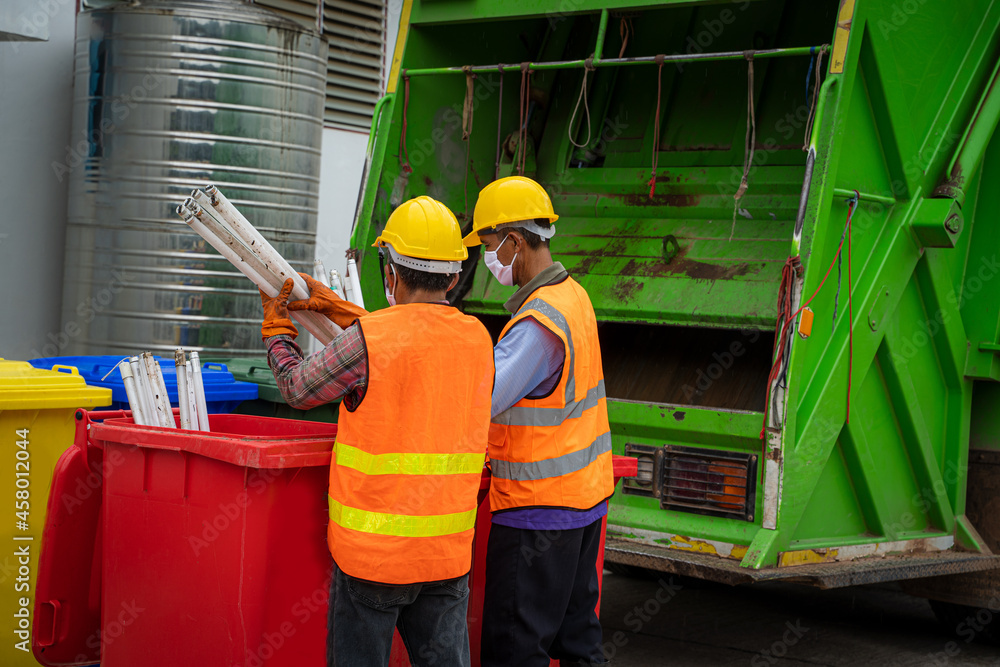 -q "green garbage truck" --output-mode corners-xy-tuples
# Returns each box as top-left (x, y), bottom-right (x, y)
(347, 0), (1000, 635)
